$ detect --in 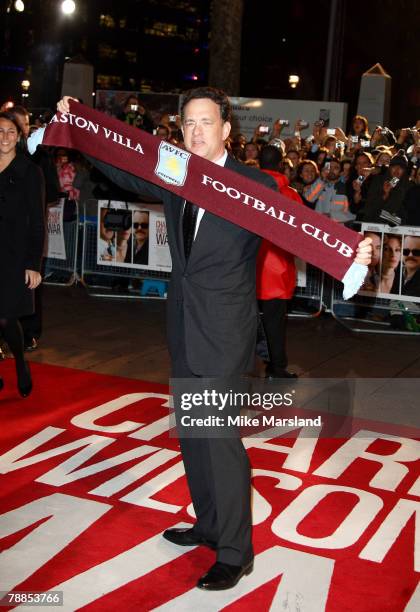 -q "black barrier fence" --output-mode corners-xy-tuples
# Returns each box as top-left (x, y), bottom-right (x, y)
(41, 199), (420, 335)
(43, 197), (80, 287)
